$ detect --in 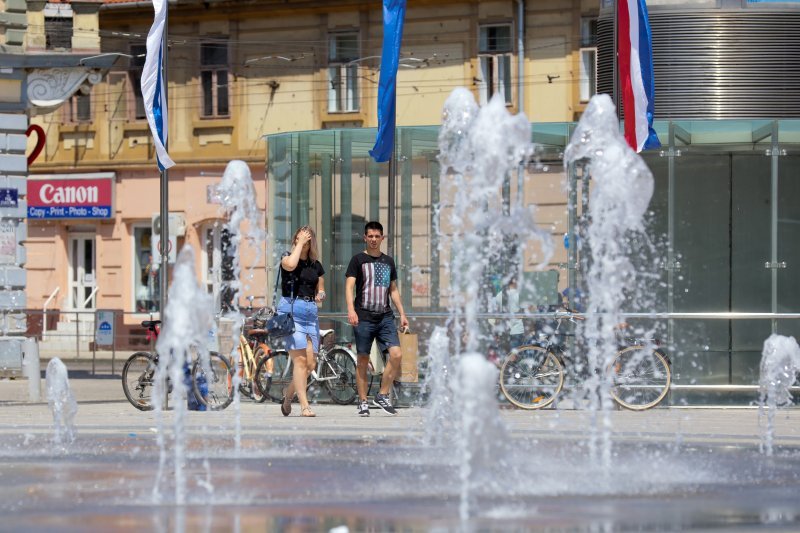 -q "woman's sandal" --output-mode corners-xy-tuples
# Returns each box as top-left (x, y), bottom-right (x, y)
(301, 407), (316, 417)
(281, 393), (291, 417)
